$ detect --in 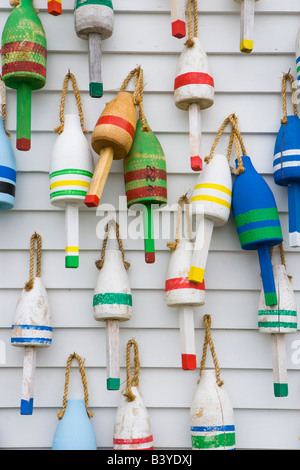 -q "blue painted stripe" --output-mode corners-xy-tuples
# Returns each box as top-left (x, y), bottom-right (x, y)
(296, 56), (300, 64)
(0, 166), (16, 182)
(11, 325), (53, 331)
(191, 425), (235, 432)
(11, 338), (52, 344)
(237, 219), (280, 235)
